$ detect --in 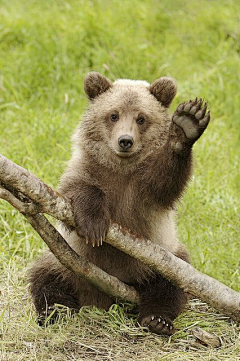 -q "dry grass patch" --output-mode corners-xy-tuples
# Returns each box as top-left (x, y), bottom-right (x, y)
(0, 279), (239, 361)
